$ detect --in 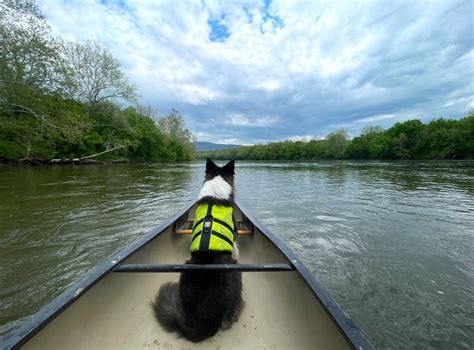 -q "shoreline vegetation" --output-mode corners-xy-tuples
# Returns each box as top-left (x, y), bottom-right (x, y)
(199, 114), (474, 161)
(1, 1), (195, 165)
